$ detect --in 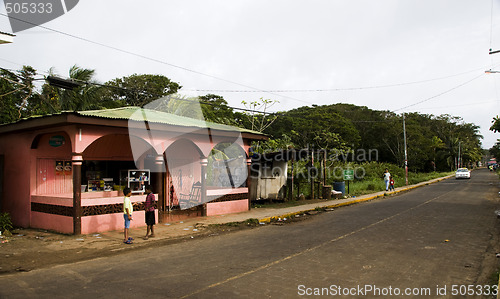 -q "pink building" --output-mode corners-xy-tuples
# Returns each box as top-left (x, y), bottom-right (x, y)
(0, 107), (266, 234)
